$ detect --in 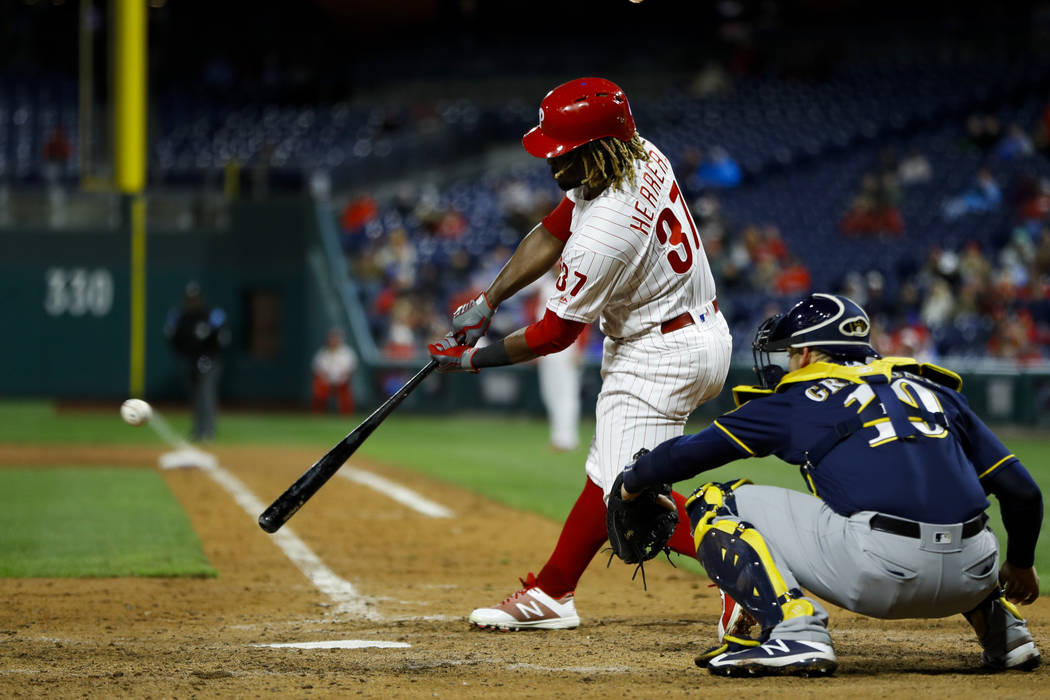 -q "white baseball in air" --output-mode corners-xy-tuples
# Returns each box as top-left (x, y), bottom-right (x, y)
(120, 398), (153, 427)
